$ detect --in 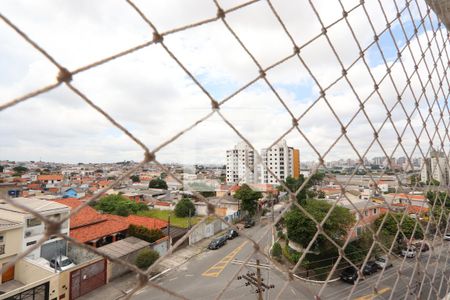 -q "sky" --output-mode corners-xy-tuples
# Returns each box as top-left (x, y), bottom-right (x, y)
(0, 0), (449, 165)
